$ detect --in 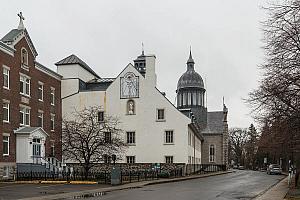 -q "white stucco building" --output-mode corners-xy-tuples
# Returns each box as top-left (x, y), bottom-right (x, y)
(57, 52), (203, 164)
